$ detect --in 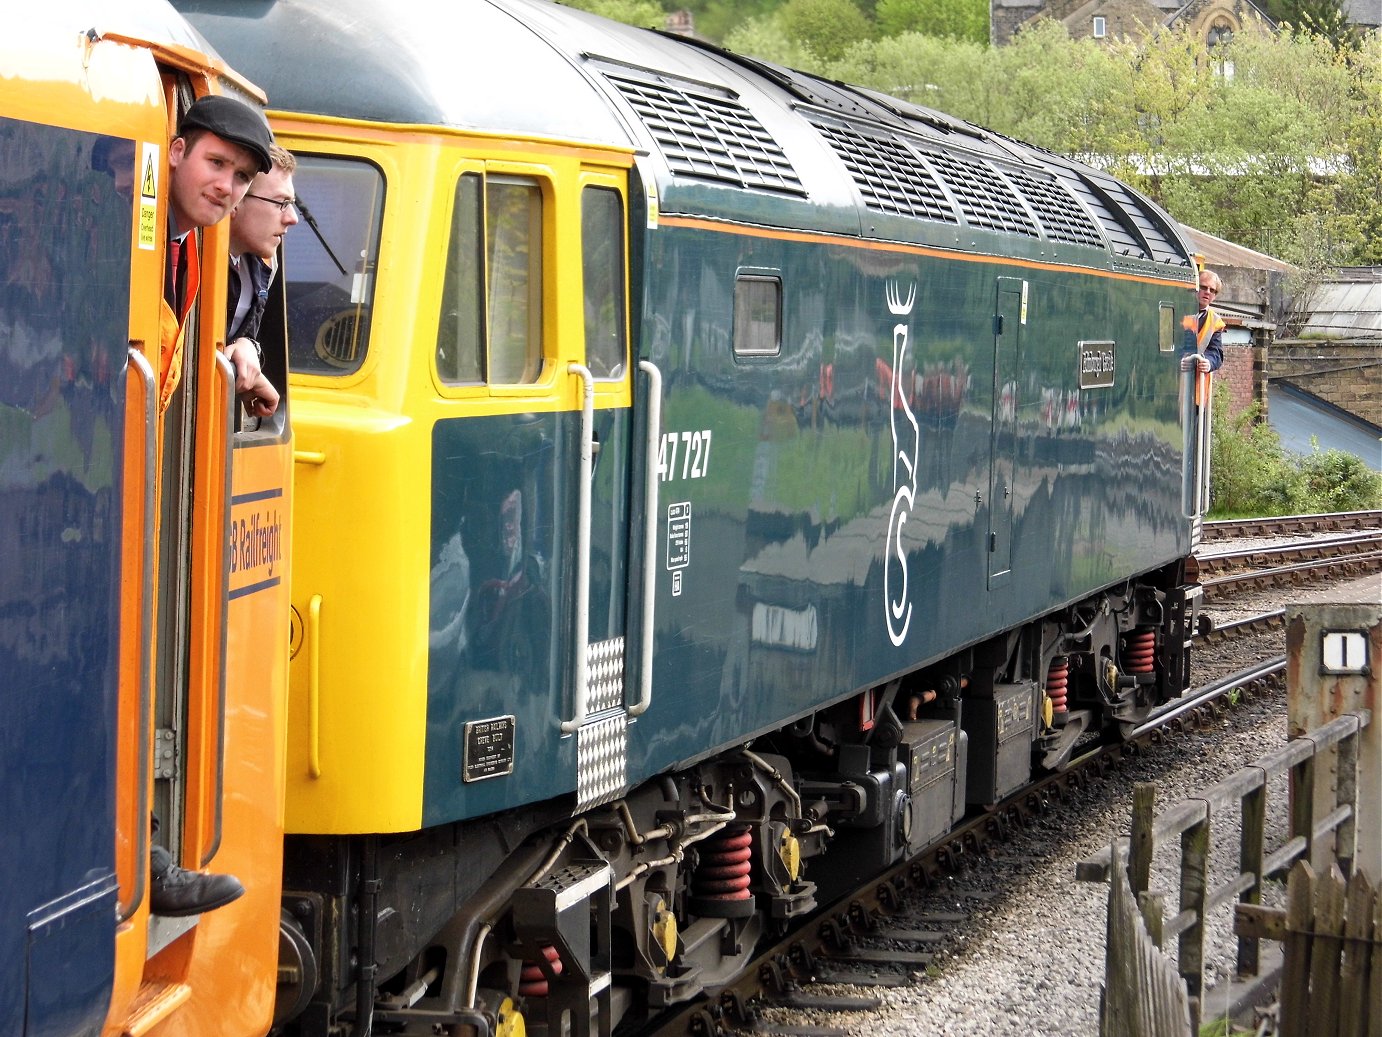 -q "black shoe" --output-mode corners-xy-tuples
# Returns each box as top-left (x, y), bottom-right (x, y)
(150, 847), (245, 917)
